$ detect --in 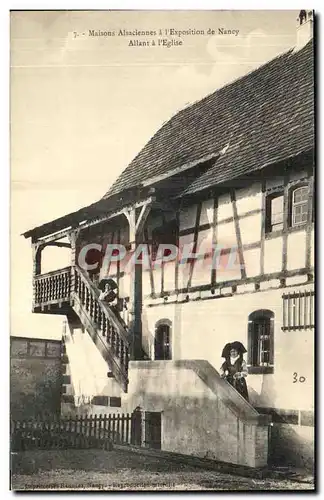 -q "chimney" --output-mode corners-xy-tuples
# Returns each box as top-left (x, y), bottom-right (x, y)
(295, 10), (313, 51)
